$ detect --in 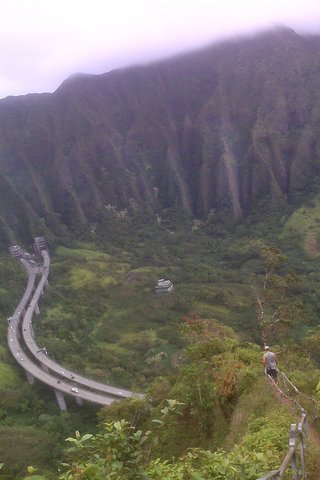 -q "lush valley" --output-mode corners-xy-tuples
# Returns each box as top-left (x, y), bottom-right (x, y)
(1, 205), (320, 478)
